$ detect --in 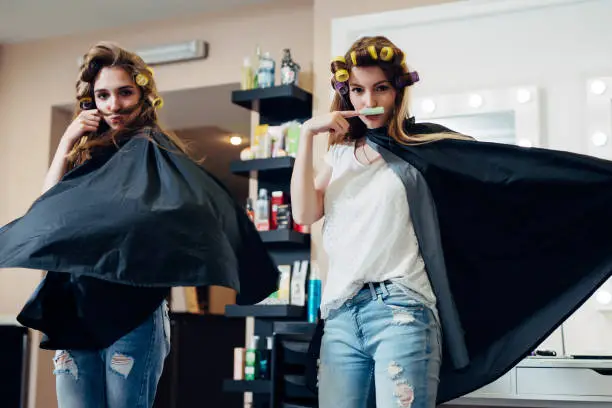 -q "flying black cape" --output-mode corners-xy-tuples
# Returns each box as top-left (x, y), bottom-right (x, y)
(307, 120), (612, 403)
(0, 128), (278, 305)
